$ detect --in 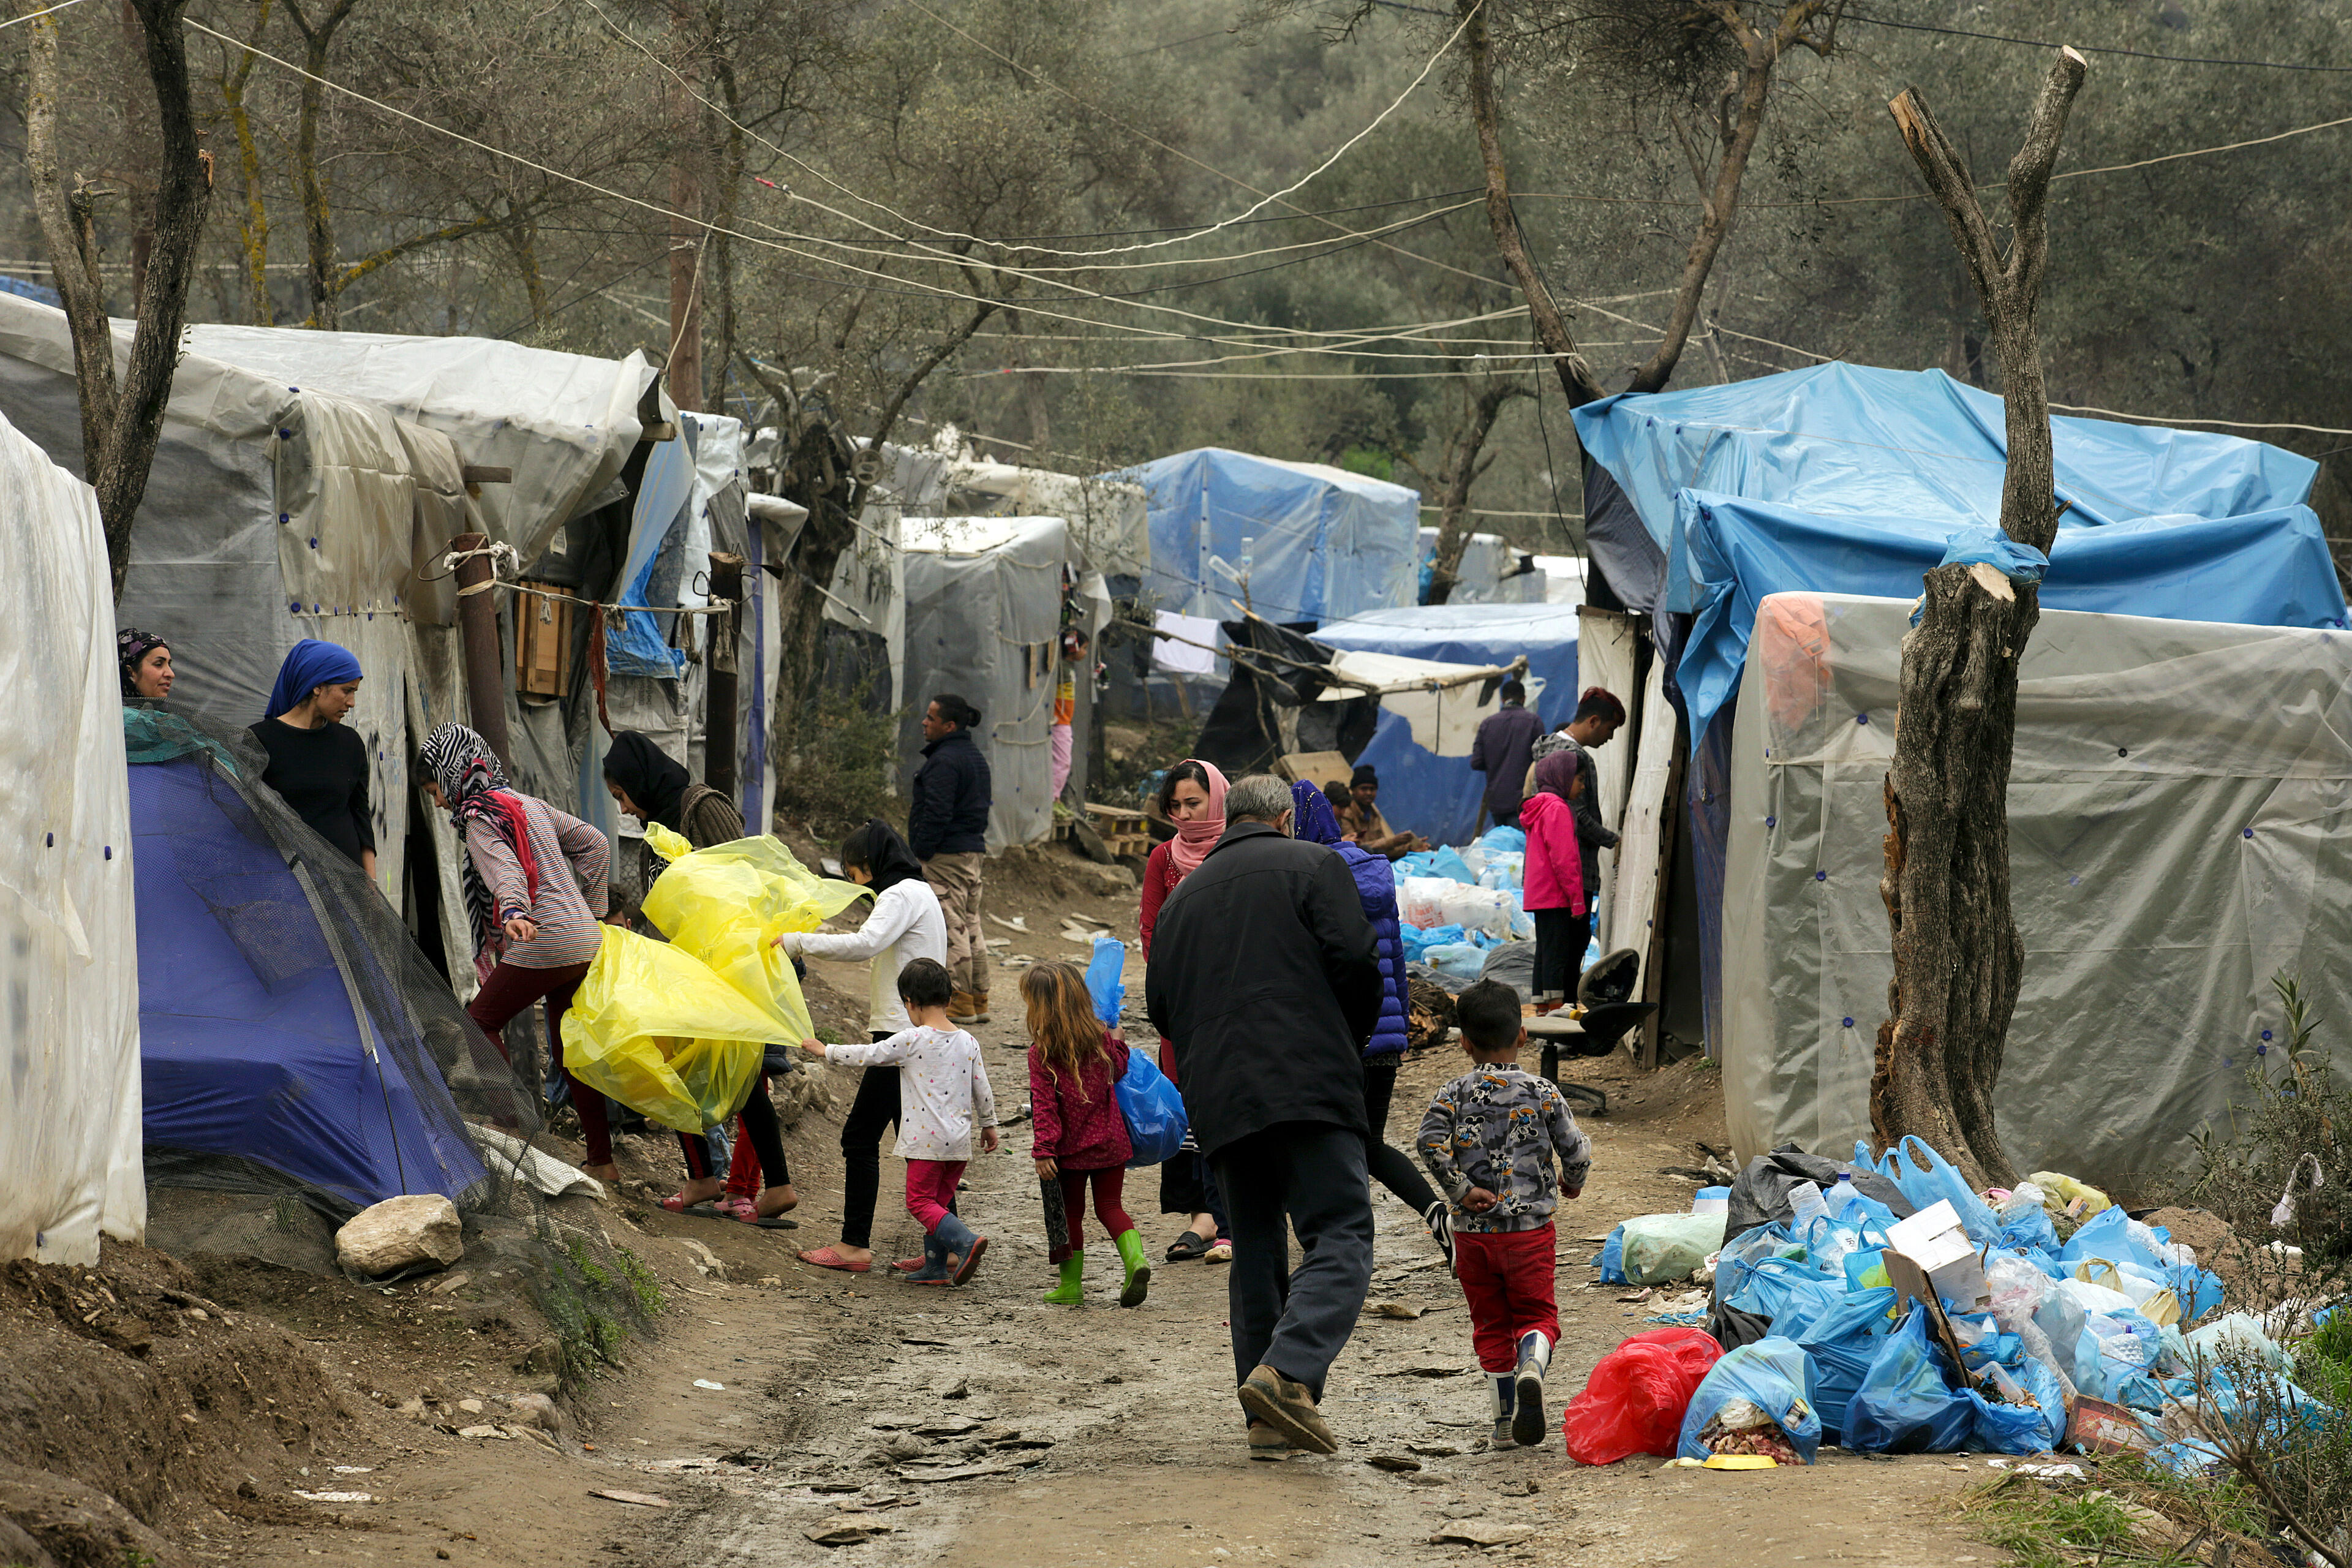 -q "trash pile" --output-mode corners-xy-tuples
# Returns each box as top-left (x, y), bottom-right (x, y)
(1391, 826), (1596, 989)
(1561, 1135), (2337, 1471)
